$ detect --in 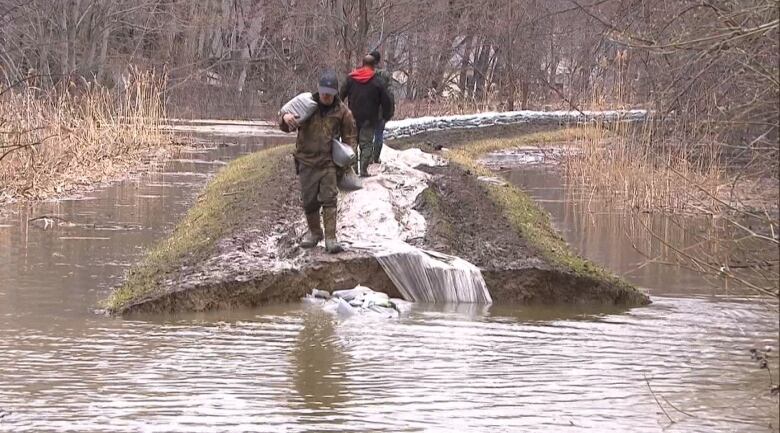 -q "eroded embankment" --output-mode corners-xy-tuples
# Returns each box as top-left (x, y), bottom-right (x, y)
(415, 163), (643, 304)
(105, 126), (649, 315)
(399, 126), (648, 303)
(103, 144), (403, 315)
